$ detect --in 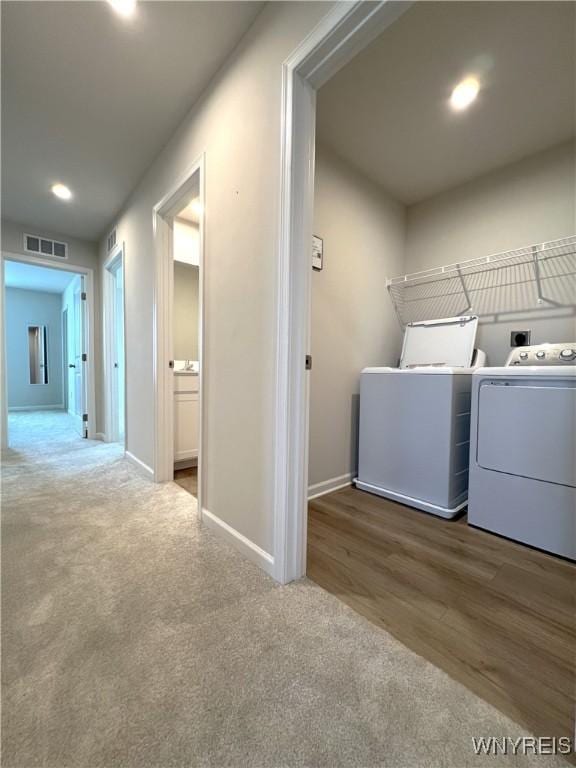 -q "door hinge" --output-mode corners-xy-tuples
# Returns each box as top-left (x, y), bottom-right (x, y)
(82, 413), (88, 422)
(81, 353), (87, 362)
(81, 292), (87, 300)
(305, 355), (312, 370)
